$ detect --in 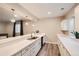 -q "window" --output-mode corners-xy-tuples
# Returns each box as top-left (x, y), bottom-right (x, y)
(15, 23), (20, 33)
(13, 20), (23, 37)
